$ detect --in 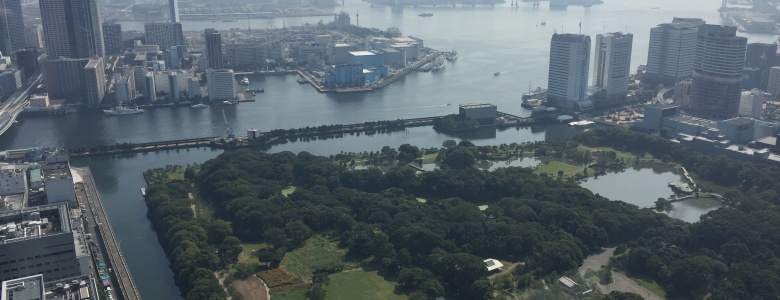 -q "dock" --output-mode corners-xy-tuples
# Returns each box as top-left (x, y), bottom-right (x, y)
(75, 167), (141, 300)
